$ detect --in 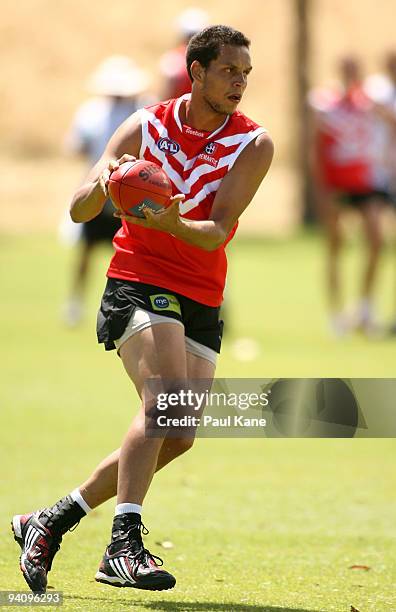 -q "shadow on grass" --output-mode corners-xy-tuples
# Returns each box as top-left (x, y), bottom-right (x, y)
(65, 595), (319, 612)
